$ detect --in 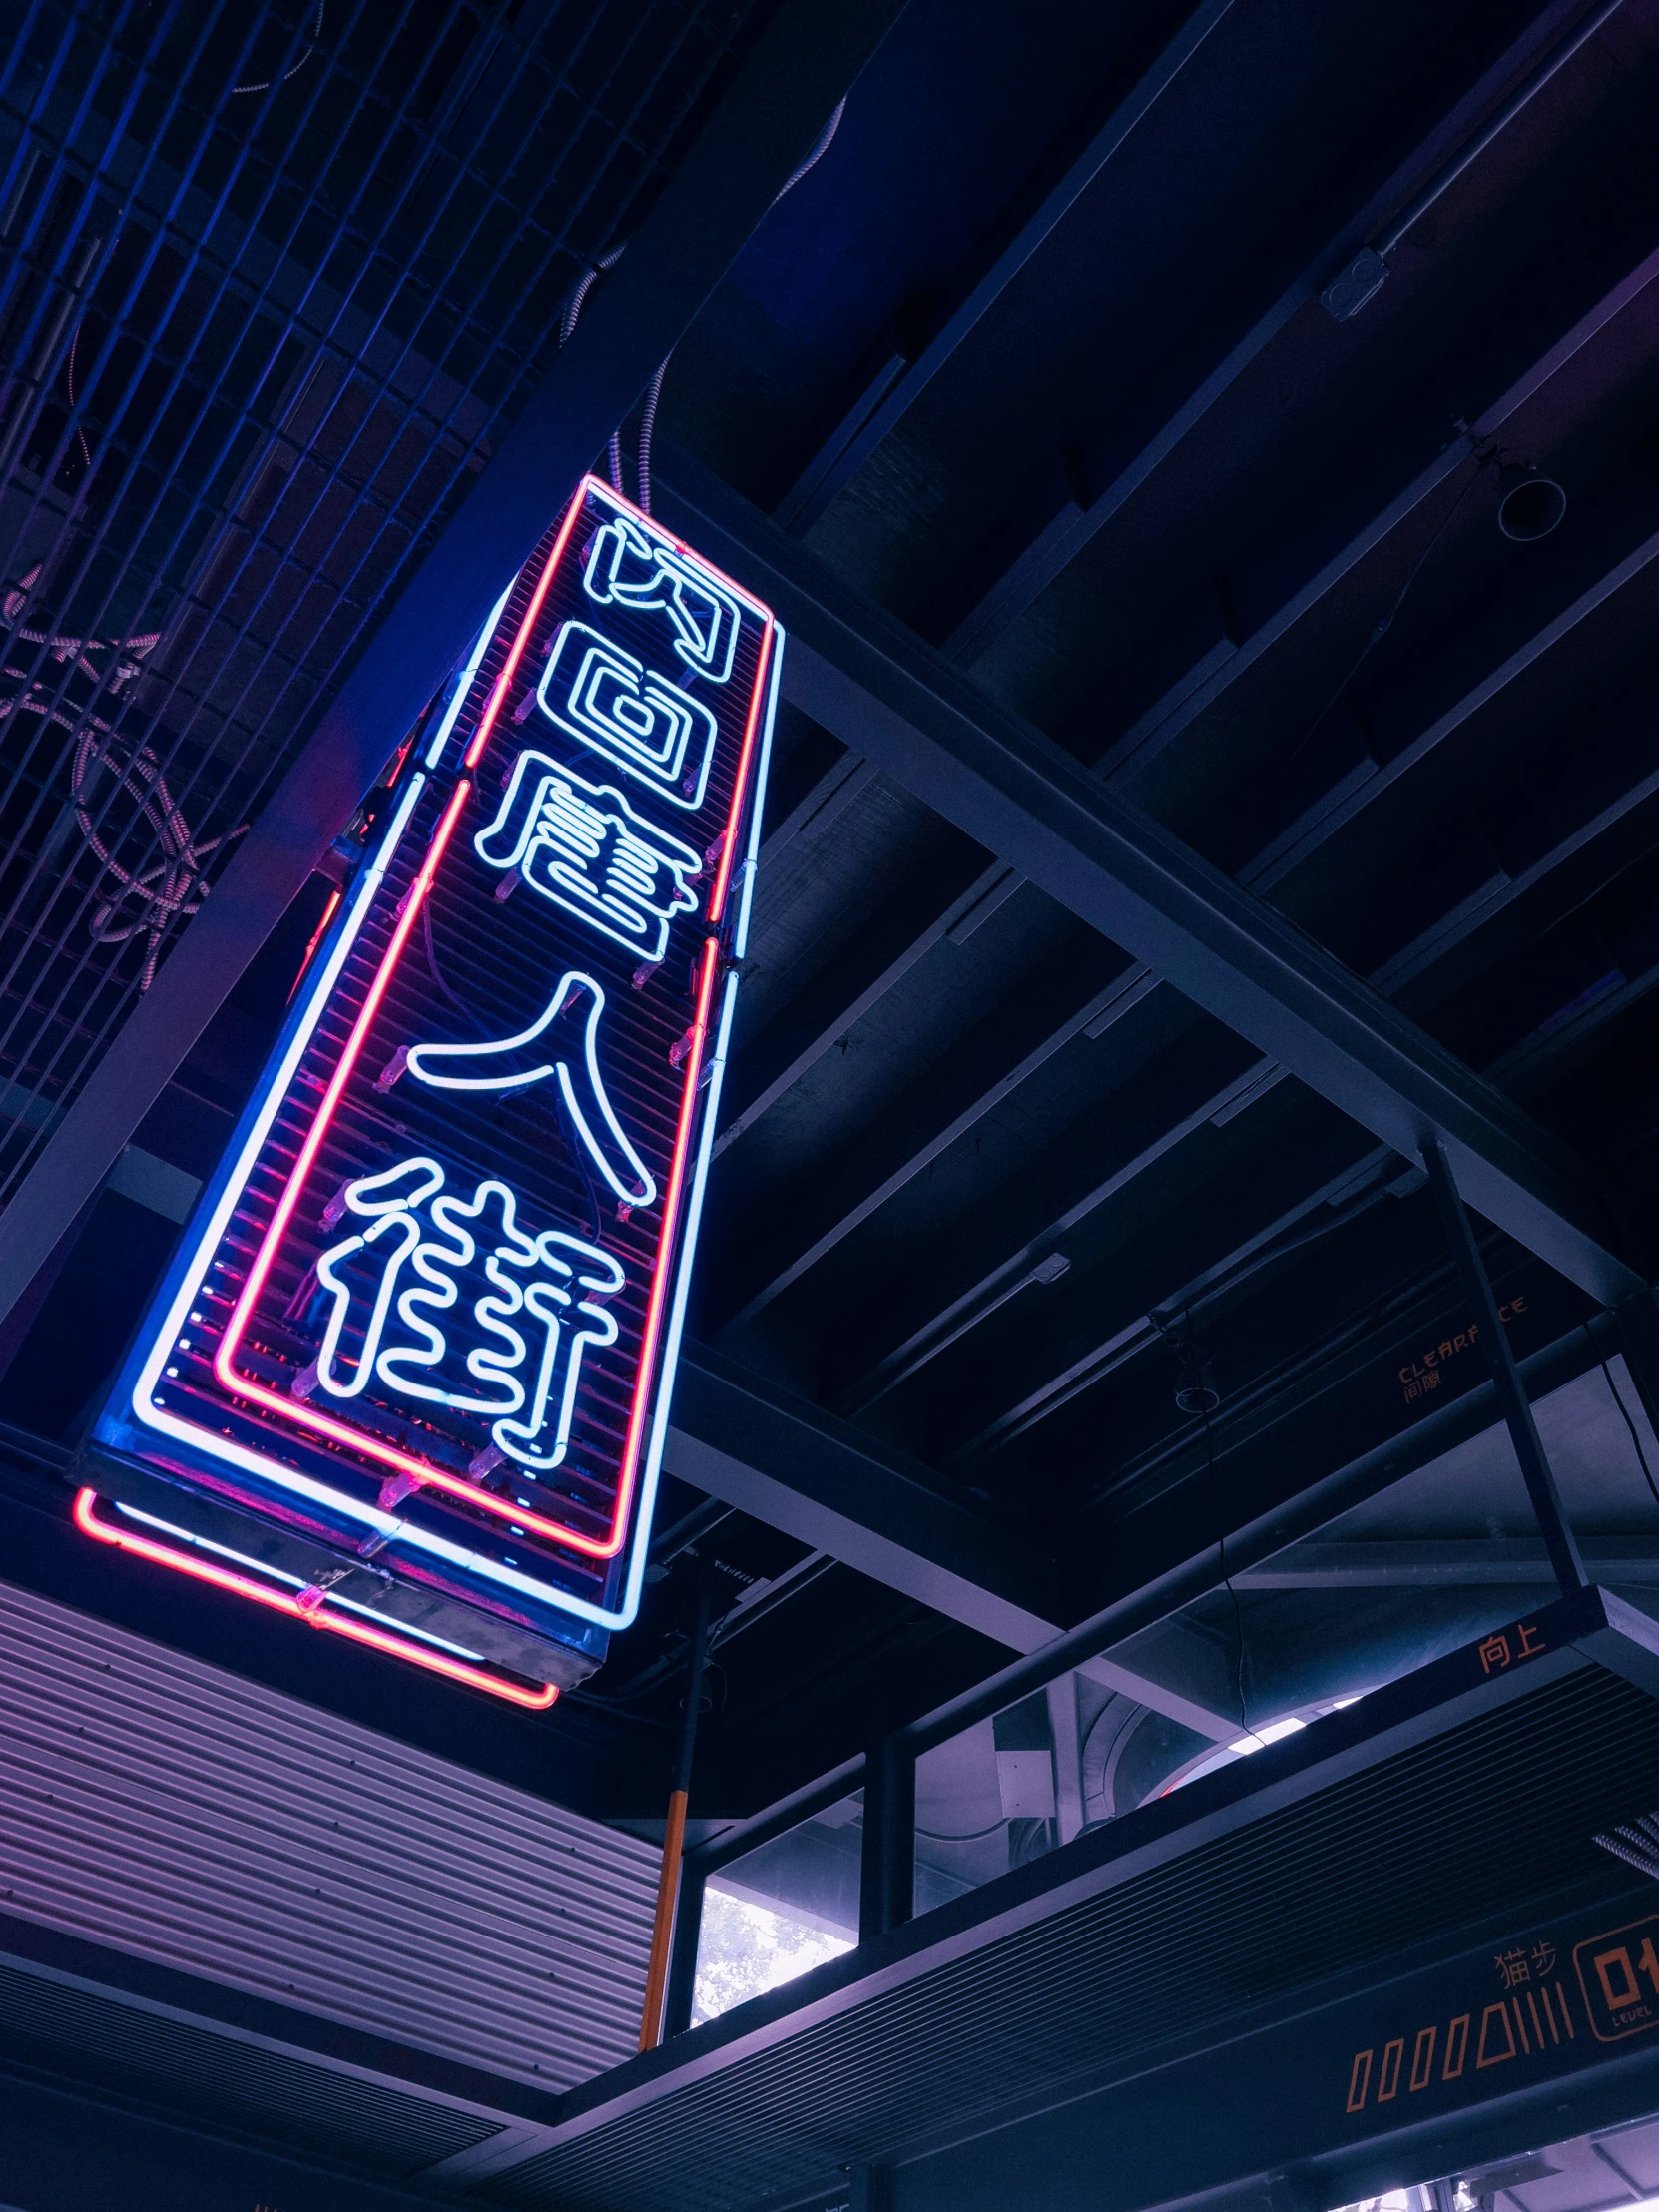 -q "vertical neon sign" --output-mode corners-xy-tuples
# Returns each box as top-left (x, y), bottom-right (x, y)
(88, 479), (782, 1704)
